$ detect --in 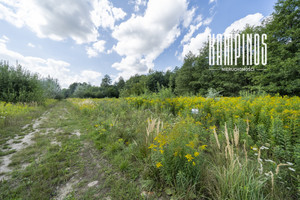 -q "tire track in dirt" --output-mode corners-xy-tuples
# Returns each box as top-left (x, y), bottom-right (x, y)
(1, 104), (117, 199)
(0, 111), (50, 180)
